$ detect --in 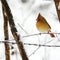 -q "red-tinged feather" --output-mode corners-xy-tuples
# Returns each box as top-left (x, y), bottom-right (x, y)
(48, 30), (55, 37)
(49, 33), (55, 37)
